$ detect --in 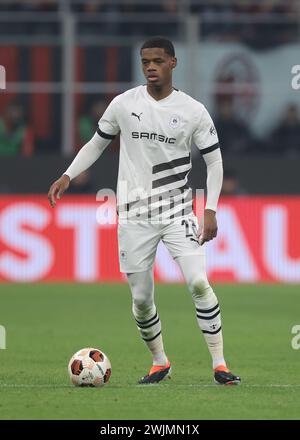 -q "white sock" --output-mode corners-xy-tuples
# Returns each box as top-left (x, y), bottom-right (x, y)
(146, 334), (168, 366)
(176, 256), (227, 371)
(134, 307), (168, 366)
(127, 271), (169, 368)
(194, 287), (226, 369)
(213, 357), (227, 370)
